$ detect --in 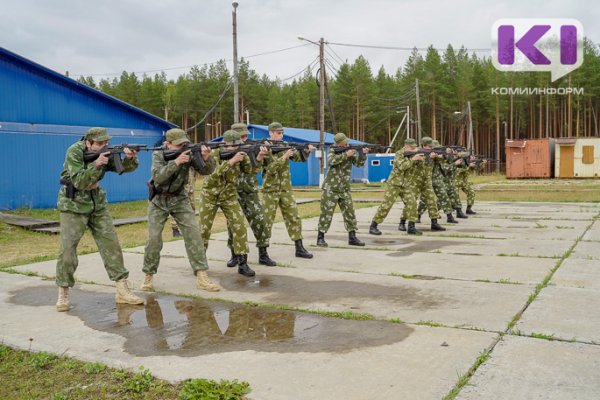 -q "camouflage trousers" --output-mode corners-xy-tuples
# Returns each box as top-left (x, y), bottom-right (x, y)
(318, 189), (358, 233)
(171, 171), (196, 230)
(456, 171), (475, 206)
(227, 191), (270, 249)
(56, 209), (129, 288)
(199, 190), (249, 255)
(446, 175), (462, 208)
(430, 172), (454, 214)
(263, 190), (303, 241)
(143, 194), (209, 275)
(373, 184), (418, 224)
(414, 180), (440, 220)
